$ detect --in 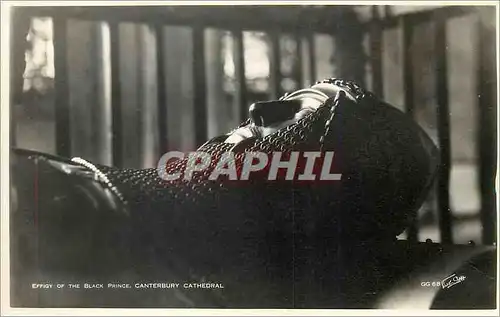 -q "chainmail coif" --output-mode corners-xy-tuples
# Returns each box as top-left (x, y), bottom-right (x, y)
(64, 79), (440, 270)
